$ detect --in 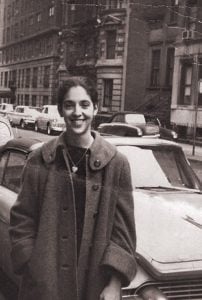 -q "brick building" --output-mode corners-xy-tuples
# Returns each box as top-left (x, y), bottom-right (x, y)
(0, 0), (191, 130)
(61, 0), (179, 125)
(0, 0), (65, 106)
